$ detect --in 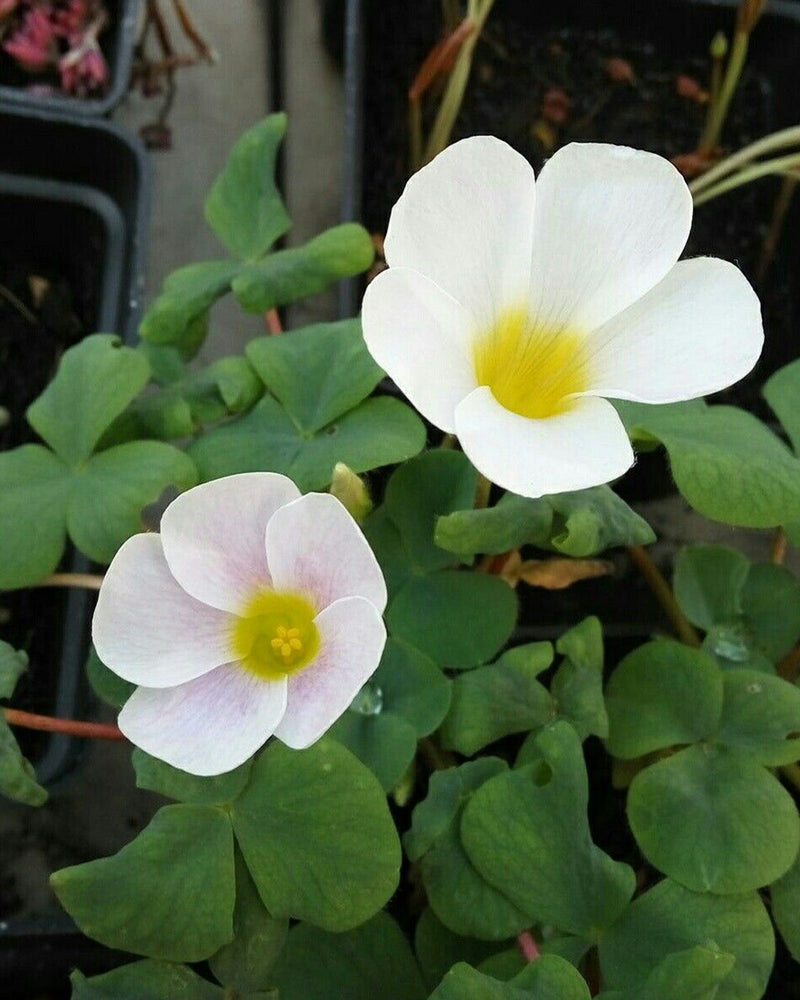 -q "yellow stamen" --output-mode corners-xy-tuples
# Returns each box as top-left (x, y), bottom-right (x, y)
(232, 590), (320, 680)
(473, 307), (590, 419)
